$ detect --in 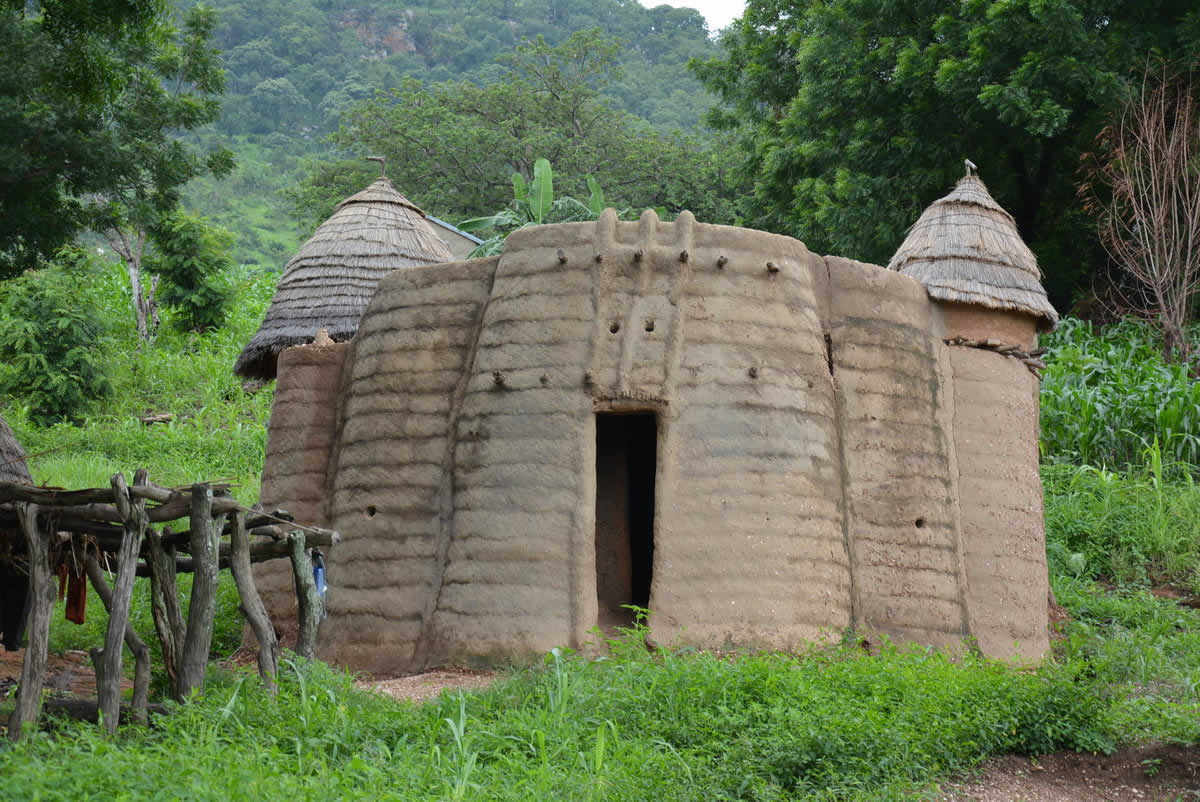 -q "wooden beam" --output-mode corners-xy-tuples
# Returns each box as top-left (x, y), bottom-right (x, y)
(289, 531), (322, 660)
(177, 485), (223, 701)
(92, 471), (149, 734)
(228, 511), (279, 693)
(7, 503), (52, 742)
